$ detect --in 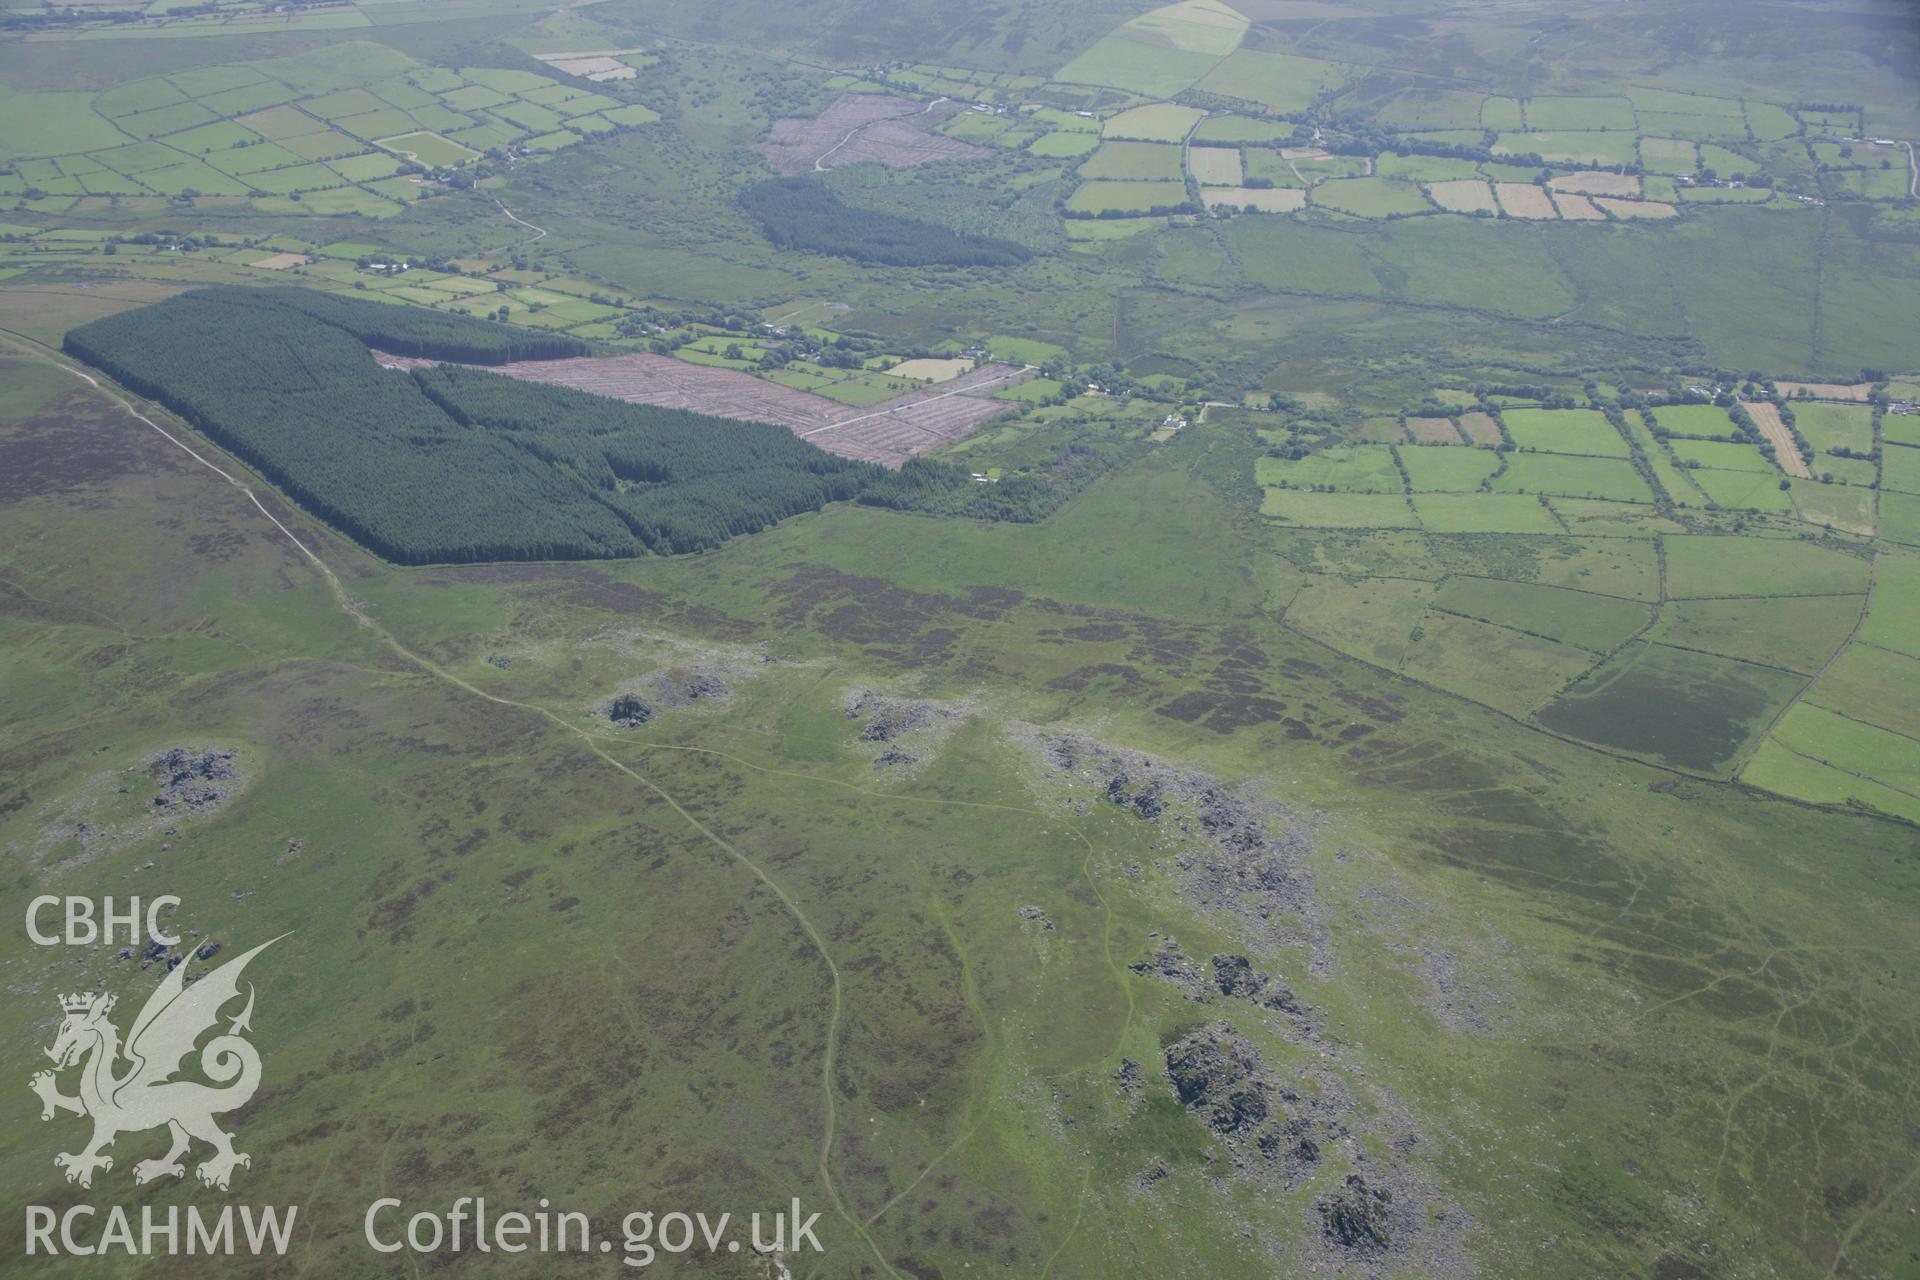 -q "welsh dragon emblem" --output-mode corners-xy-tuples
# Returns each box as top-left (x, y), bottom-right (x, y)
(30, 936), (283, 1190)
